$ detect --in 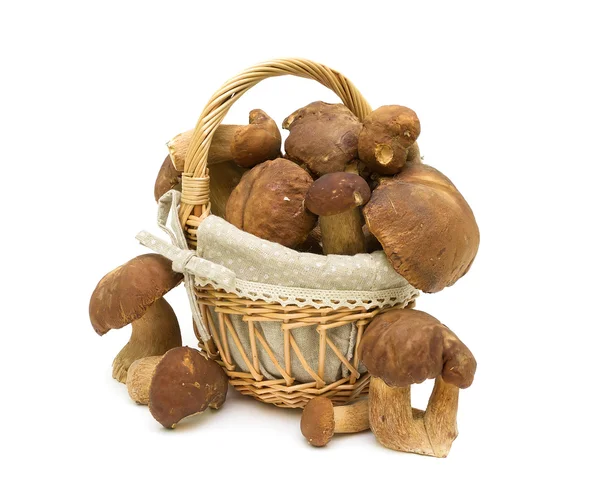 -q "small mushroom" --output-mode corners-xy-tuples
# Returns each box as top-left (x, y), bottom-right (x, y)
(283, 101), (363, 176)
(231, 109), (282, 167)
(126, 355), (162, 405)
(304, 172), (371, 255)
(225, 158), (317, 248)
(358, 105), (420, 175)
(363, 161), (480, 292)
(301, 397), (369, 447)
(89, 254), (183, 383)
(359, 308), (476, 457)
(149, 347), (228, 429)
